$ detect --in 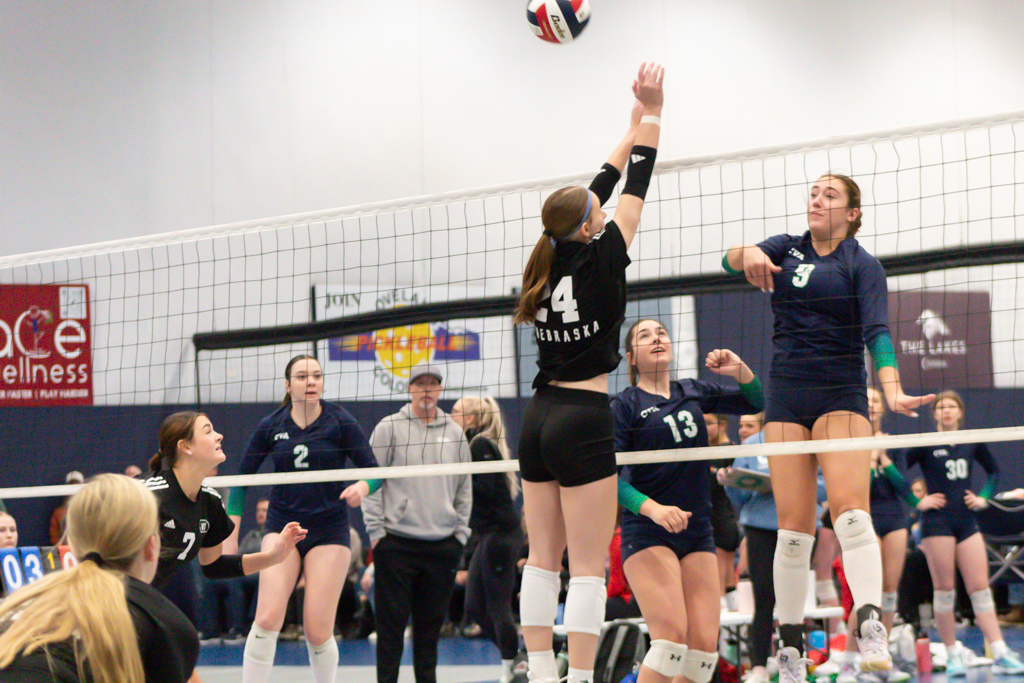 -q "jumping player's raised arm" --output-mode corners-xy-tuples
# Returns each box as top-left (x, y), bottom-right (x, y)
(613, 62), (664, 248)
